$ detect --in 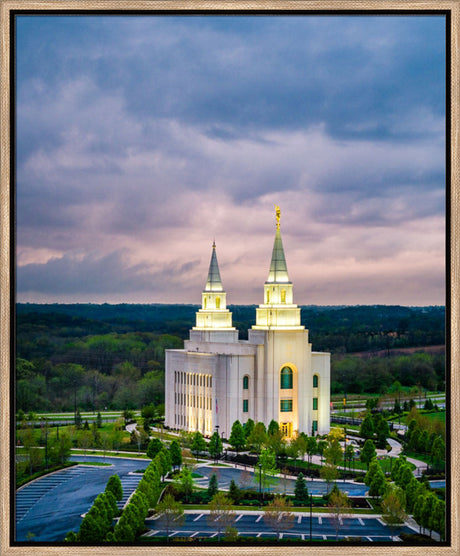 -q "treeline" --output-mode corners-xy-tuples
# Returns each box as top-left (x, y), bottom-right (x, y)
(17, 303), (445, 350)
(16, 330), (182, 412)
(16, 303), (445, 412)
(331, 352), (445, 394)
